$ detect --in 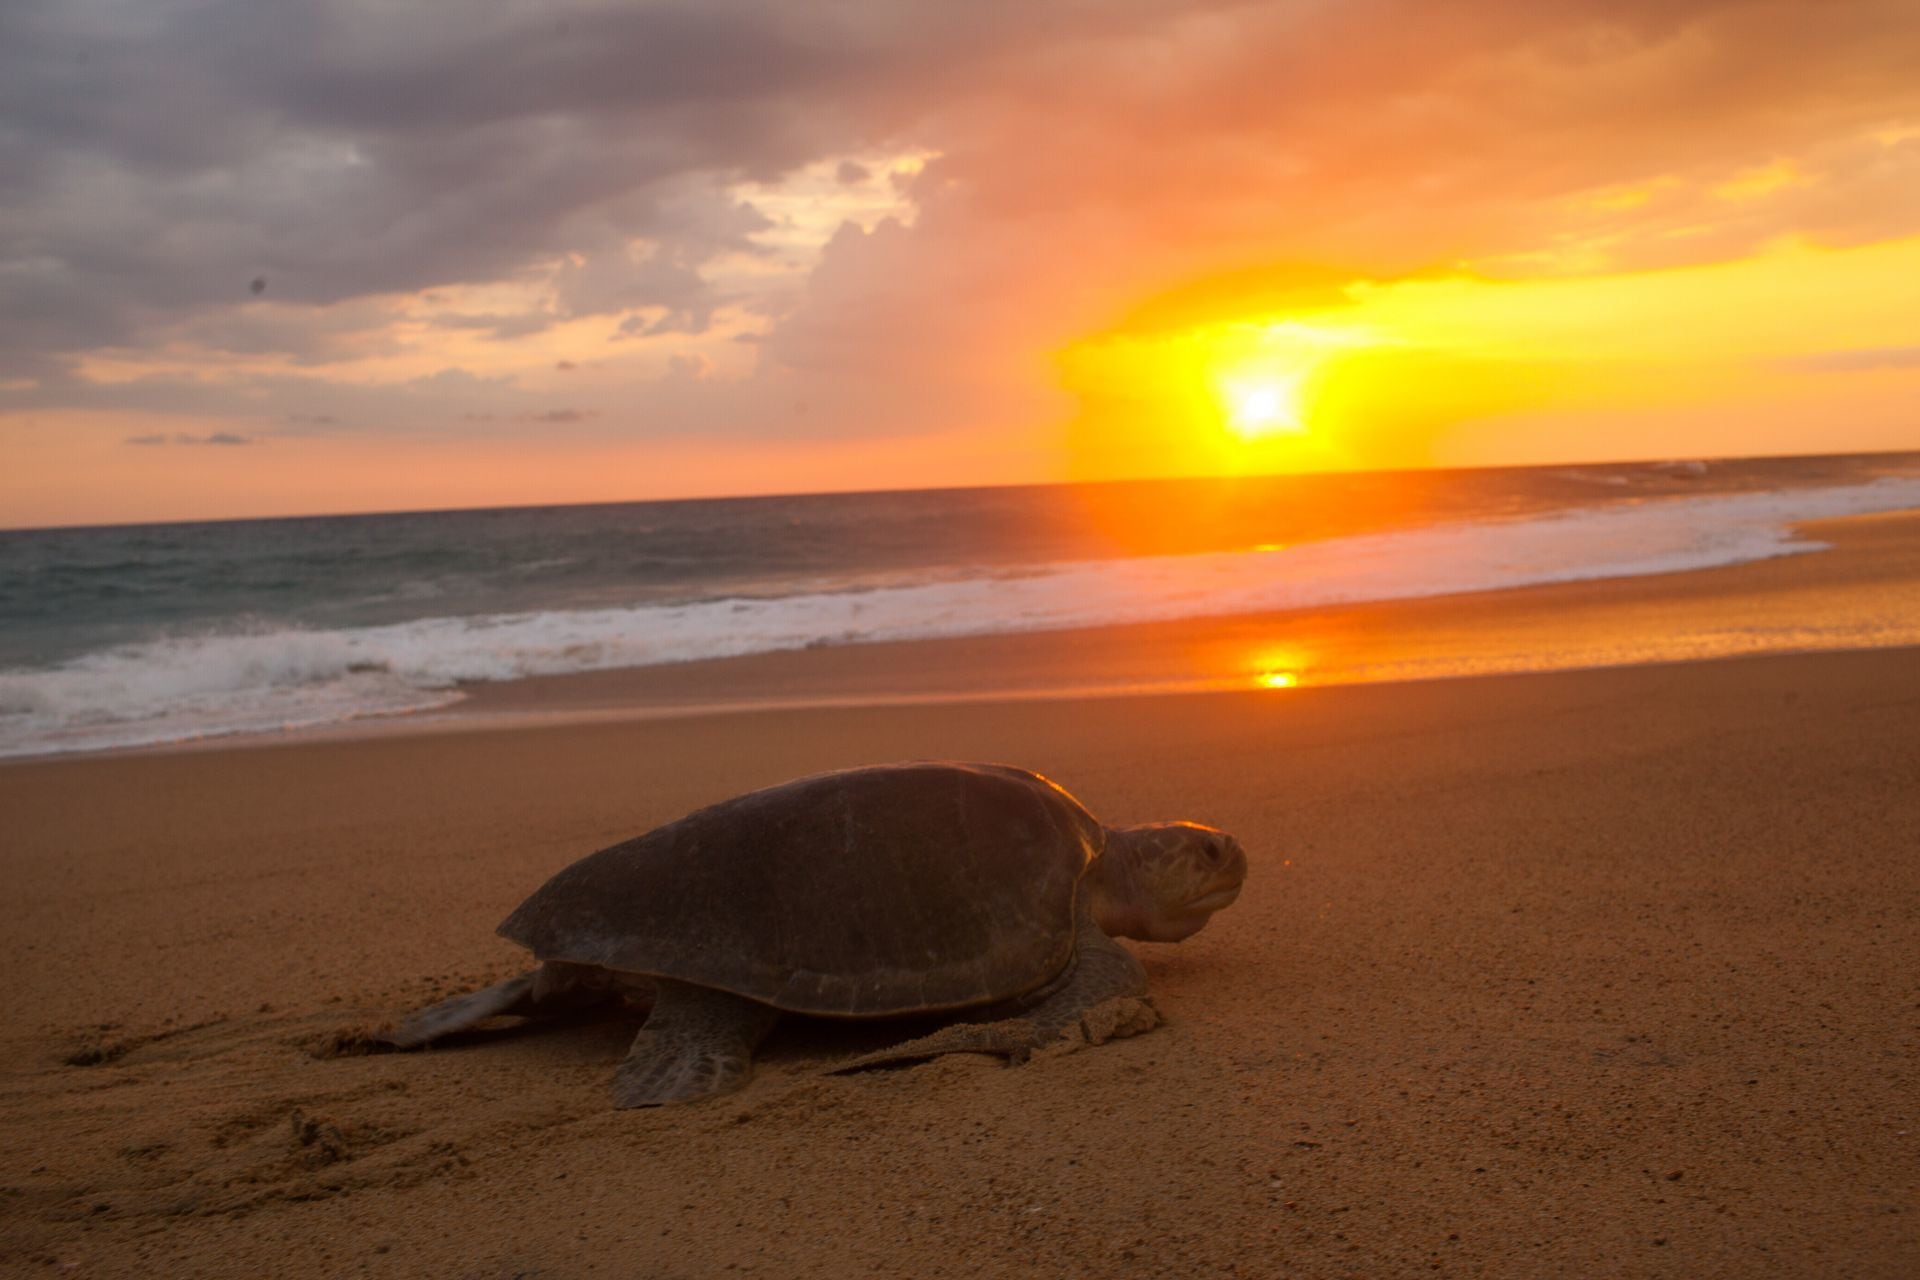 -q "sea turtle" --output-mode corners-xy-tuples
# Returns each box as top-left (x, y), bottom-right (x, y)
(384, 761), (1246, 1107)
